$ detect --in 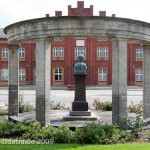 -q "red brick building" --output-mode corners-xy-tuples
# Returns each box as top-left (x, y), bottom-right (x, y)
(0, 1), (143, 86)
